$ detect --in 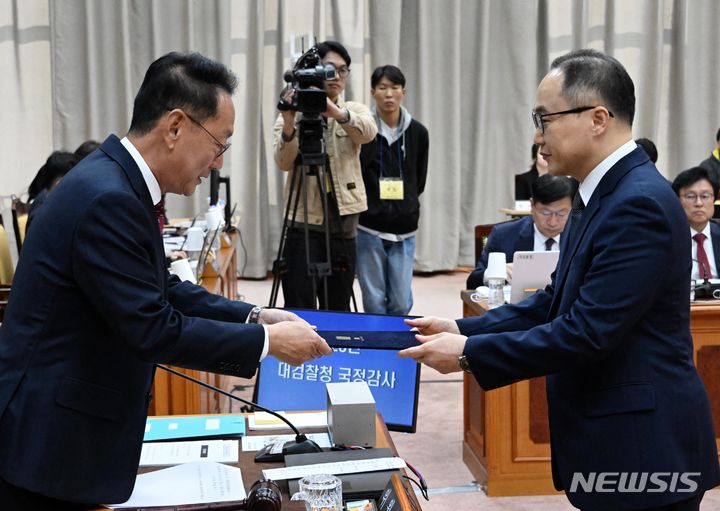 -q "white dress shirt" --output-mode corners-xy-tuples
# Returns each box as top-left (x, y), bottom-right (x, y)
(533, 224), (560, 252)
